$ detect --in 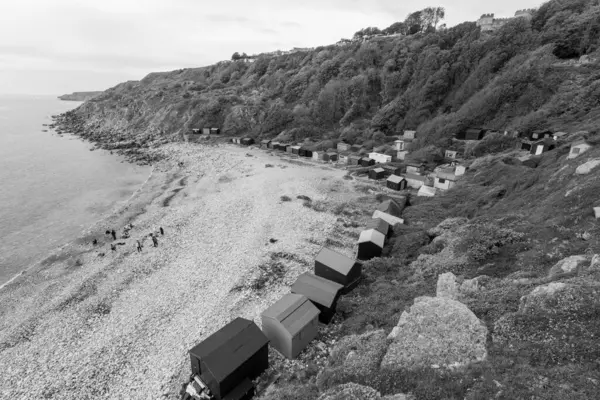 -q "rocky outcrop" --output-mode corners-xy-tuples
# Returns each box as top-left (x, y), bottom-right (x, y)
(547, 255), (588, 277)
(382, 296), (488, 370)
(575, 159), (600, 175)
(58, 91), (103, 101)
